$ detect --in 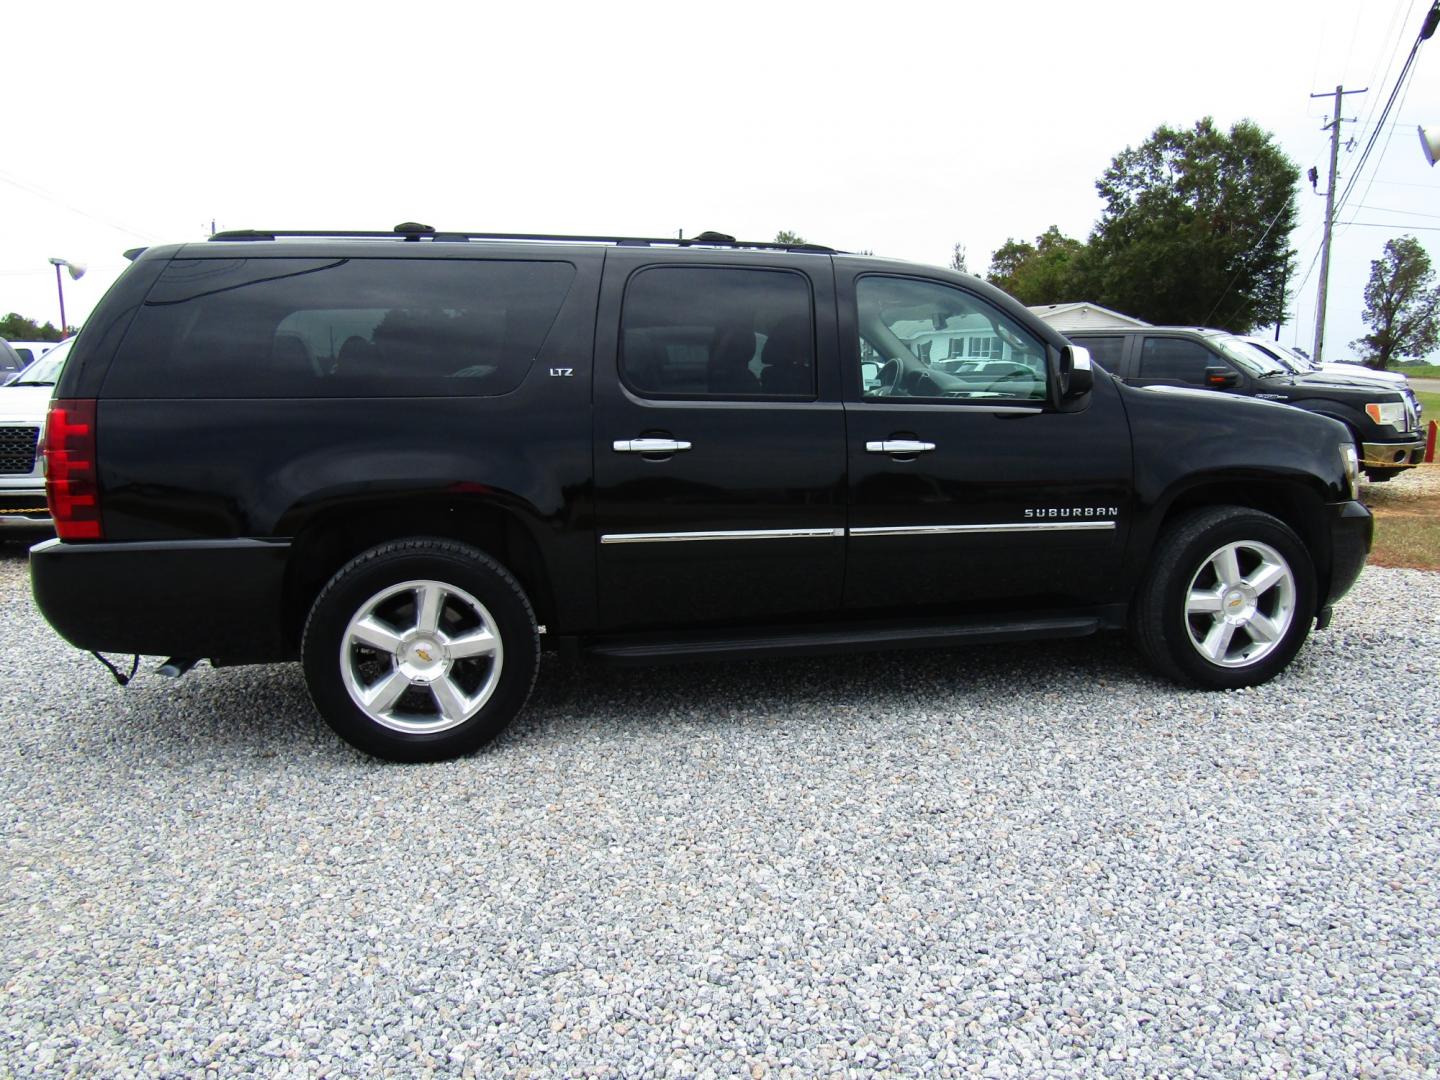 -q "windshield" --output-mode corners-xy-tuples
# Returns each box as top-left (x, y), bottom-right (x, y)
(1233, 338), (1304, 375)
(1270, 341), (1319, 370)
(1214, 335), (1289, 377)
(12, 340), (71, 386)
